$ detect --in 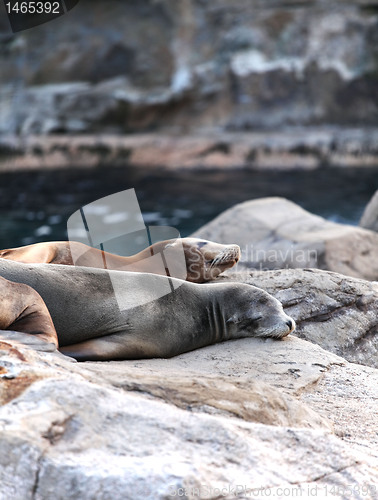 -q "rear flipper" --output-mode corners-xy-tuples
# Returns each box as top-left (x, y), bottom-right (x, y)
(59, 334), (161, 361)
(59, 337), (125, 361)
